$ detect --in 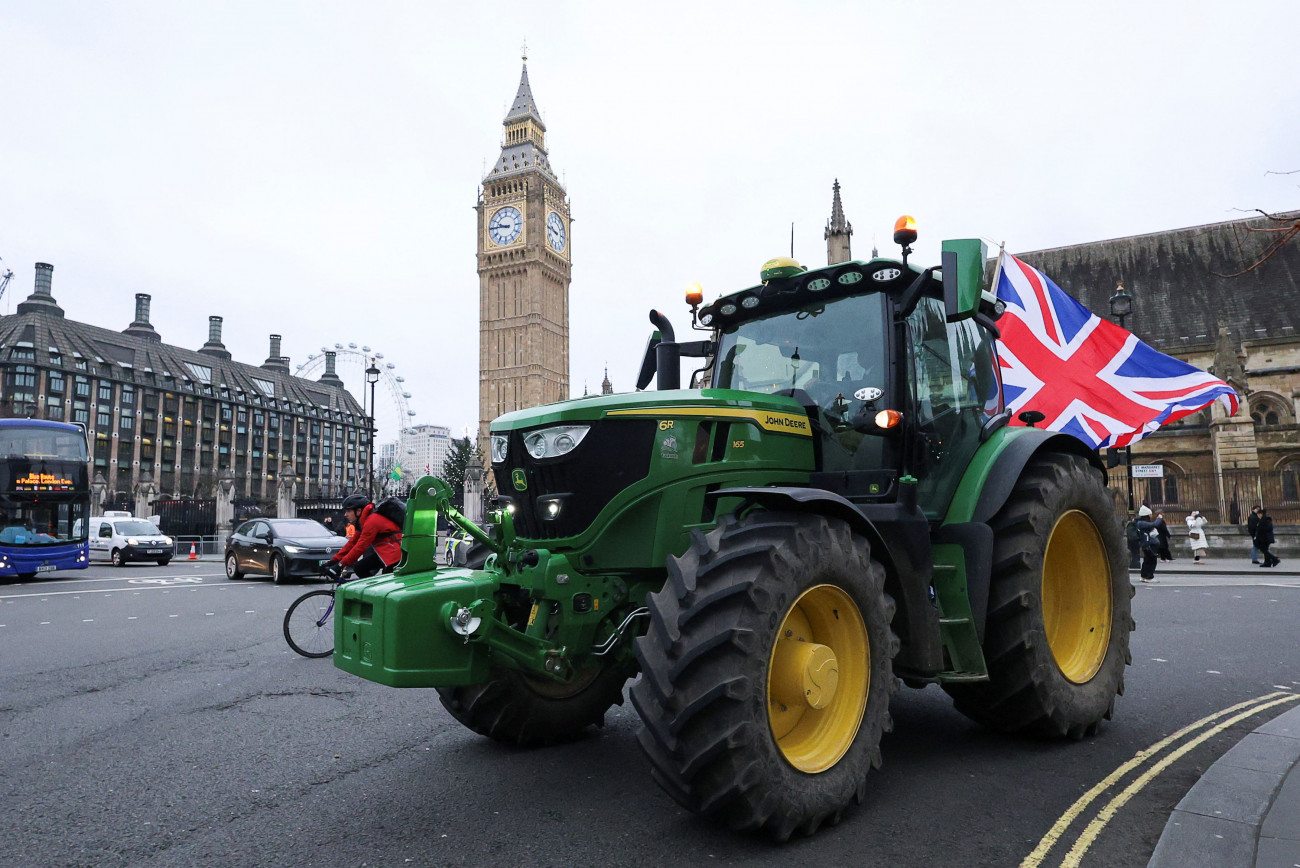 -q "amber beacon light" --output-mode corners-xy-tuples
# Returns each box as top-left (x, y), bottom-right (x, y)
(893, 215), (918, 246)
